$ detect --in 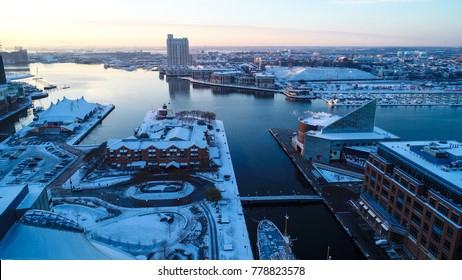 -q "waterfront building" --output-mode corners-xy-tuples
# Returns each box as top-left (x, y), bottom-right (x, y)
(0, 83), (29, 122)
(254, 73), (276, 88)
(166, 34), (192, 67)
(191, 67), (235, 81)
(106, 105), (211, 170)
(235, 76), (256, 86)
(210, 71), (241, 85)
(0, 184), (51, 241)
(0, 210), (133, 259)
(0, 48), (29, 65)
(31, 97), (99, 134)
(360, 140), (462, 259)
(293, 99), (400, 164)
